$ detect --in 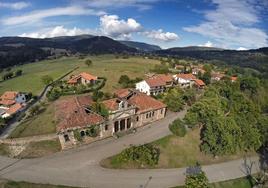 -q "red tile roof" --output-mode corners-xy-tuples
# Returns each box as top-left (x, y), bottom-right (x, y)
(128, 92), (166, 113)
(55, 96), (103, 132)
(153, 74), (173, 83)
(102, 98), (120, 111)
(114, 88), (131, 98)
(176, 74), (196, 80)
(145, 77), (166, 87)
(0, 91), (18, 106)
(6, 103), (23, 115)
(67, 72), (97, 84)
(231, 76), (238, 81)
(194, 79), (205, 87)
